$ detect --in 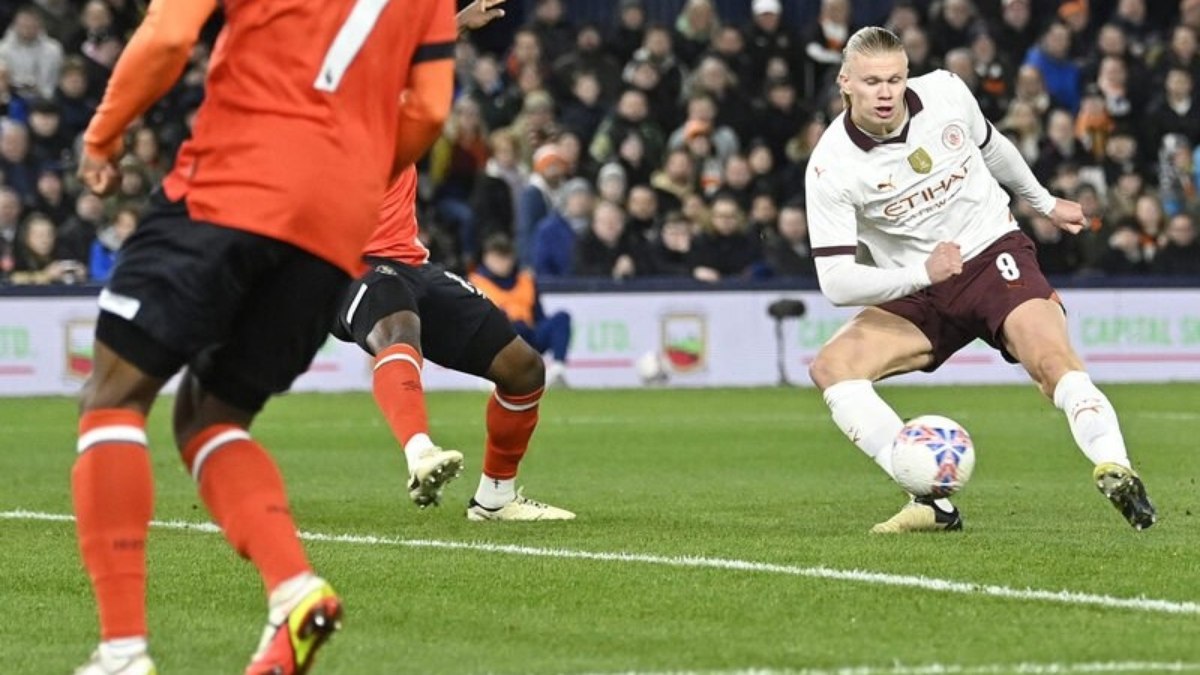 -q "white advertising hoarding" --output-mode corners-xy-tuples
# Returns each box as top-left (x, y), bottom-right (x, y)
(2, 289), (1199, 396)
